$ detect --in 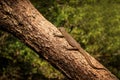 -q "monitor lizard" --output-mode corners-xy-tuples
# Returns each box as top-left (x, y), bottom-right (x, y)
(55, 27), (106, 70)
